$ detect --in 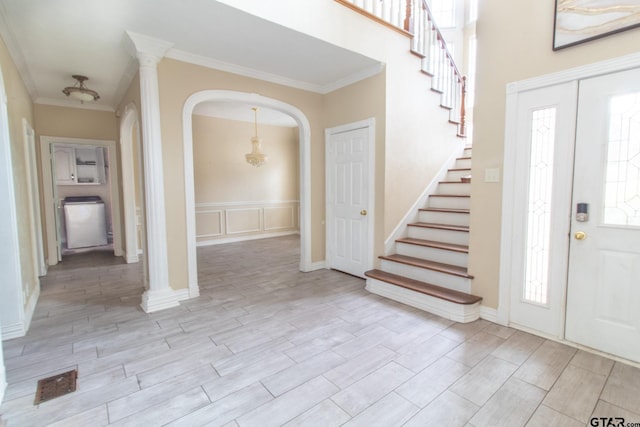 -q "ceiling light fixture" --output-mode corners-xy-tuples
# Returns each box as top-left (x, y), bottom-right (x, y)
(245, 107), (268, 167)
(62, 75), (100, 103)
